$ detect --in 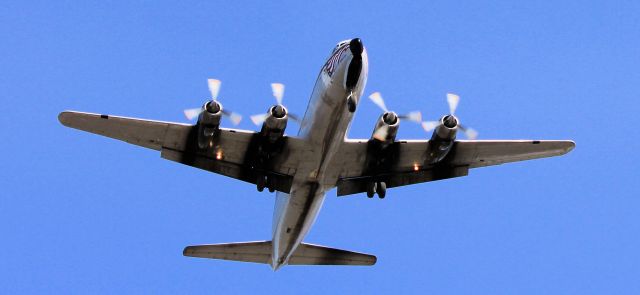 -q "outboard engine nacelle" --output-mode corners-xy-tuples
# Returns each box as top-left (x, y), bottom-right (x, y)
(428, 115), (458, 163)
(197, 100), (223, 149)
(371, 111), (400, 147)
(260, 105), (288, 143)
